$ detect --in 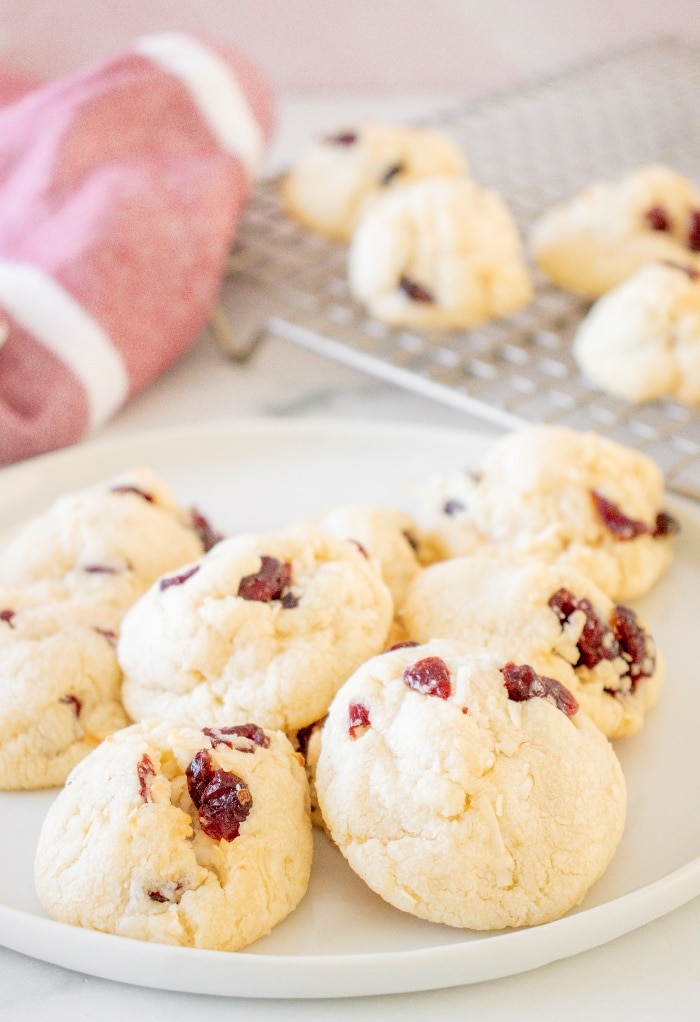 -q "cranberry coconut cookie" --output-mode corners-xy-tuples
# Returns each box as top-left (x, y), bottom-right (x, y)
(348, 176), (533, 329)
(573, 261), (700, 404)
(0, 467), (217, 620)
(281, 120), (467, 241)
(399, 554), (662, 738)
(416, 425), (679, 601)
(529, 164), (700, 299)
(34, 720), (312, 950)
(119, 525), (394, 733)
(0, 591), (128, 789)
(317, 640), (626, 929)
